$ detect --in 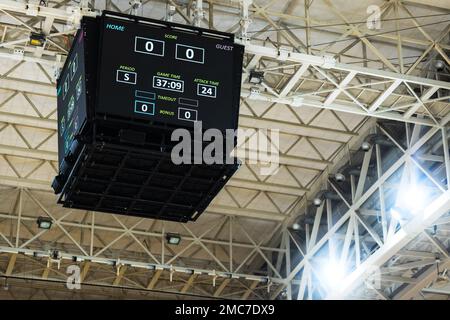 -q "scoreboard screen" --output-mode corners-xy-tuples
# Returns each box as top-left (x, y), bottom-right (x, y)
(96, 14), (244, 132)
(56, 29), (88, 165)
